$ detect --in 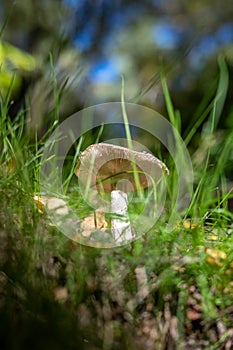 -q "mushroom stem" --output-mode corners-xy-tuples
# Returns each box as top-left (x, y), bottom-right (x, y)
(110, 190), (133, 243)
